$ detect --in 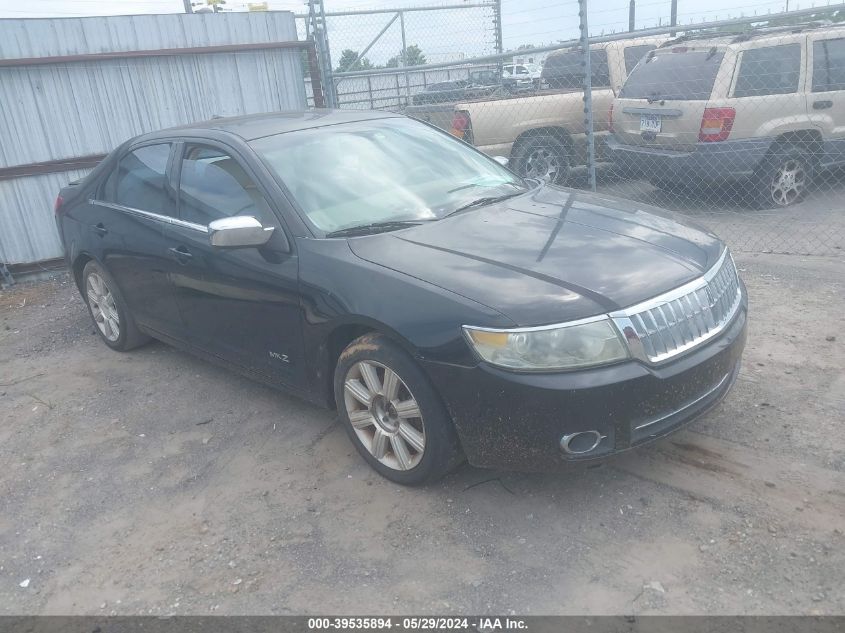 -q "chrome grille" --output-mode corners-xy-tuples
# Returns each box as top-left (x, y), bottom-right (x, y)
(611, 250), (742, 364)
